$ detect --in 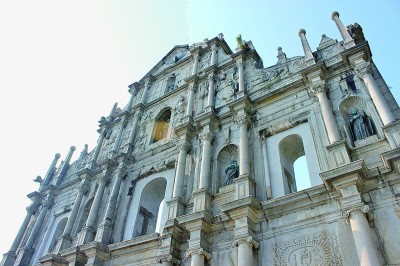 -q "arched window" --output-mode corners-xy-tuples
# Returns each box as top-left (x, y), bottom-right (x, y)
(133, 177), (167, 237)
(76, 198), (93, 234)
(48, 217), (67, 253)
(152, 109), (171, 143)
(278, 134), (311, 194)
